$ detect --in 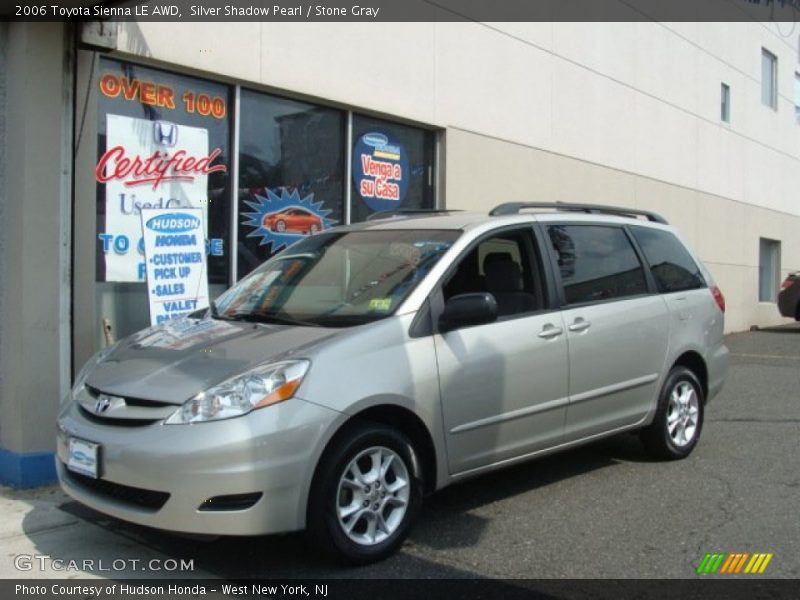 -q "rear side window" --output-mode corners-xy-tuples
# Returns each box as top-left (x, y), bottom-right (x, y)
(547, 225), (647, 305)
(630, 226), (706, 293)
